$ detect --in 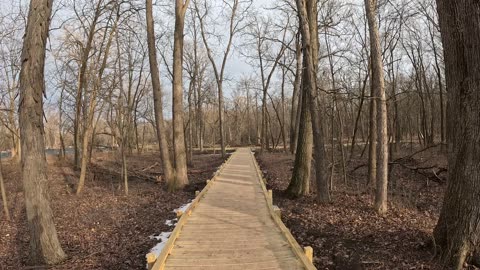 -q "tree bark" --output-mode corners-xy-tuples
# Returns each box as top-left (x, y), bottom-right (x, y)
(433, 0), (480, 268)
(146, 0), (174, 185)
(0, 159), (10, 221)
(293, 0), (330, 202)
(430, 21), (445, 147)
(286, 74), (312, 197)
(365, 0), (388, 214)
(290, 33), (302, 154)
(18, 0), (66, 264)
(171, 0), (190, 191)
